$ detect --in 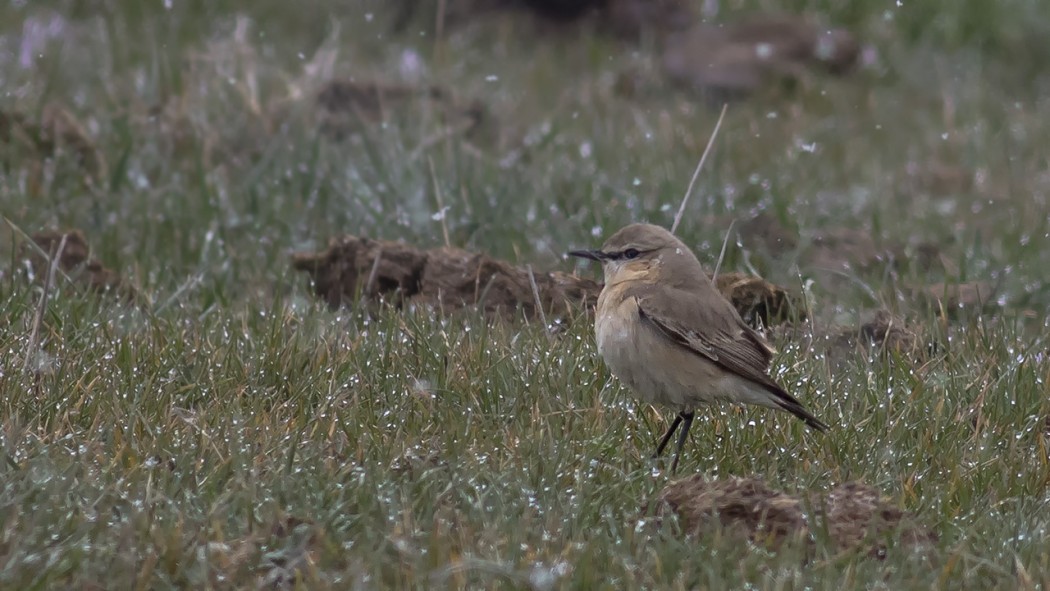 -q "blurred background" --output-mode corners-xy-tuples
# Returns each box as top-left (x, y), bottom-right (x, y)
(2, 0), (1048, 320)
(3, 3), (1050, 588)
